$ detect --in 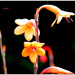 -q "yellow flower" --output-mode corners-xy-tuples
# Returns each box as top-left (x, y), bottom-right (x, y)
(38, 5), (75, 27)
(14, 19), (40, 41)
(21, 41), (45, 63)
